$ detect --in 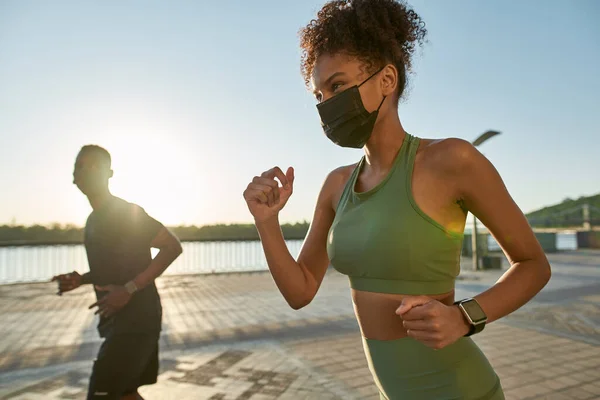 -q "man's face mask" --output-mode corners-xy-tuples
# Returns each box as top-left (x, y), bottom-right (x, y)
(316, 67), (386, 149)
